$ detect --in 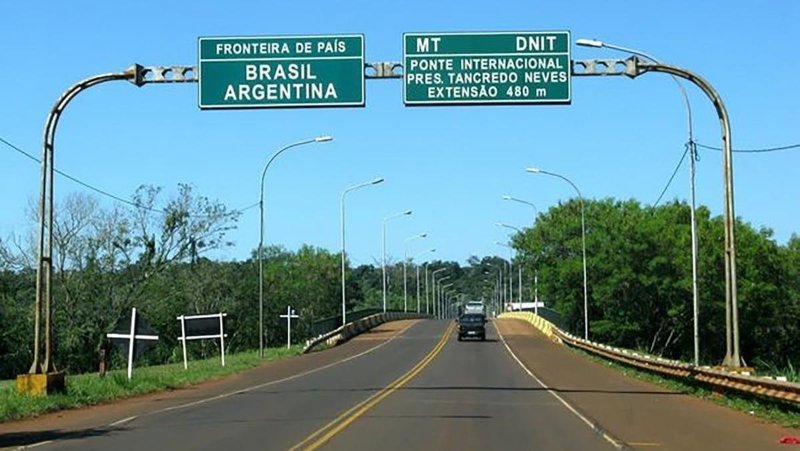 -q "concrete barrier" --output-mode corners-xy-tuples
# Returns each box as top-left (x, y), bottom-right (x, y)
(303, 312), (427, 353)
(498, 311), (561, 343)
